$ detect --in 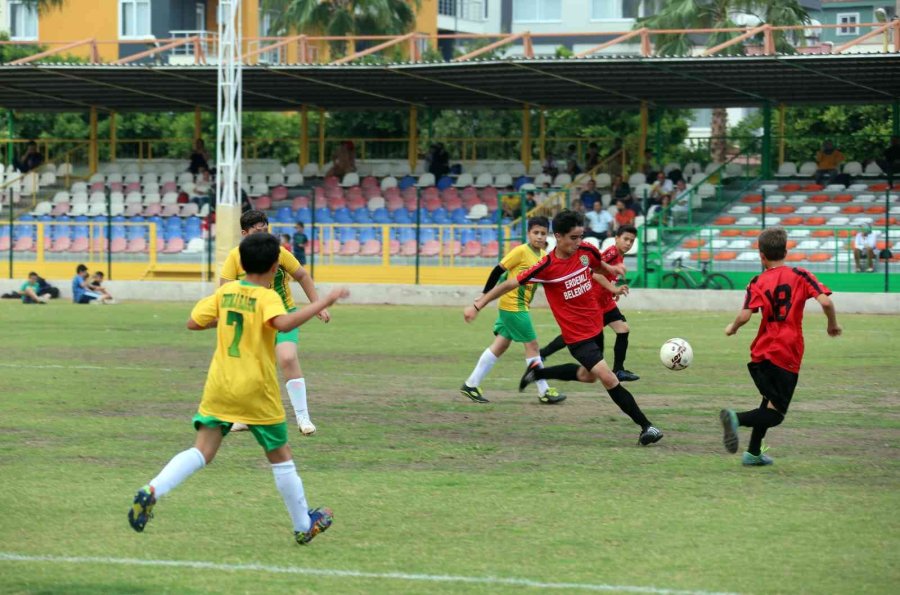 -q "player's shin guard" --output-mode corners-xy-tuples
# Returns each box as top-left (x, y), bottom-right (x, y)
(539, 335), (567, 361)
(149, 447), (206, 498)
(535, 363), (581, 382)
(606, 384), (651, 429)
(272, 460), (311, 533)
(613, 332), (629, 372)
